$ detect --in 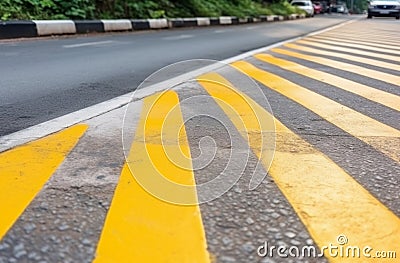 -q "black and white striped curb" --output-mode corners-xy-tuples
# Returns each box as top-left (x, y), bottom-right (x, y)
(0, 14), (306, 39)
